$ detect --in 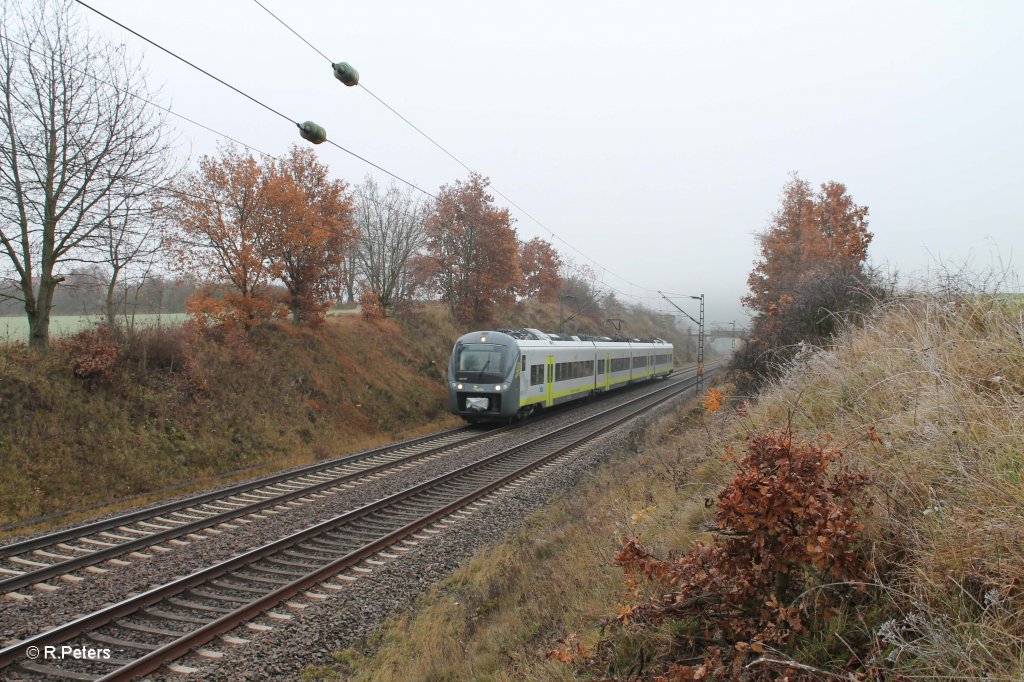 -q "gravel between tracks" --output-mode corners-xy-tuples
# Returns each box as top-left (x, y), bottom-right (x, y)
(172, 390), (693, 682)
(0, 379), (690, 646)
